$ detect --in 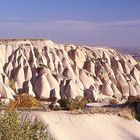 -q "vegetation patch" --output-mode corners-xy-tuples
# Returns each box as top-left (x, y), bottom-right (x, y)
(70, 106), (135, 120)
(136, 114), (140, 122)
(0, 108), (54, 140)
(9, 93), (41, 108)
(58, 96), (91, 110)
